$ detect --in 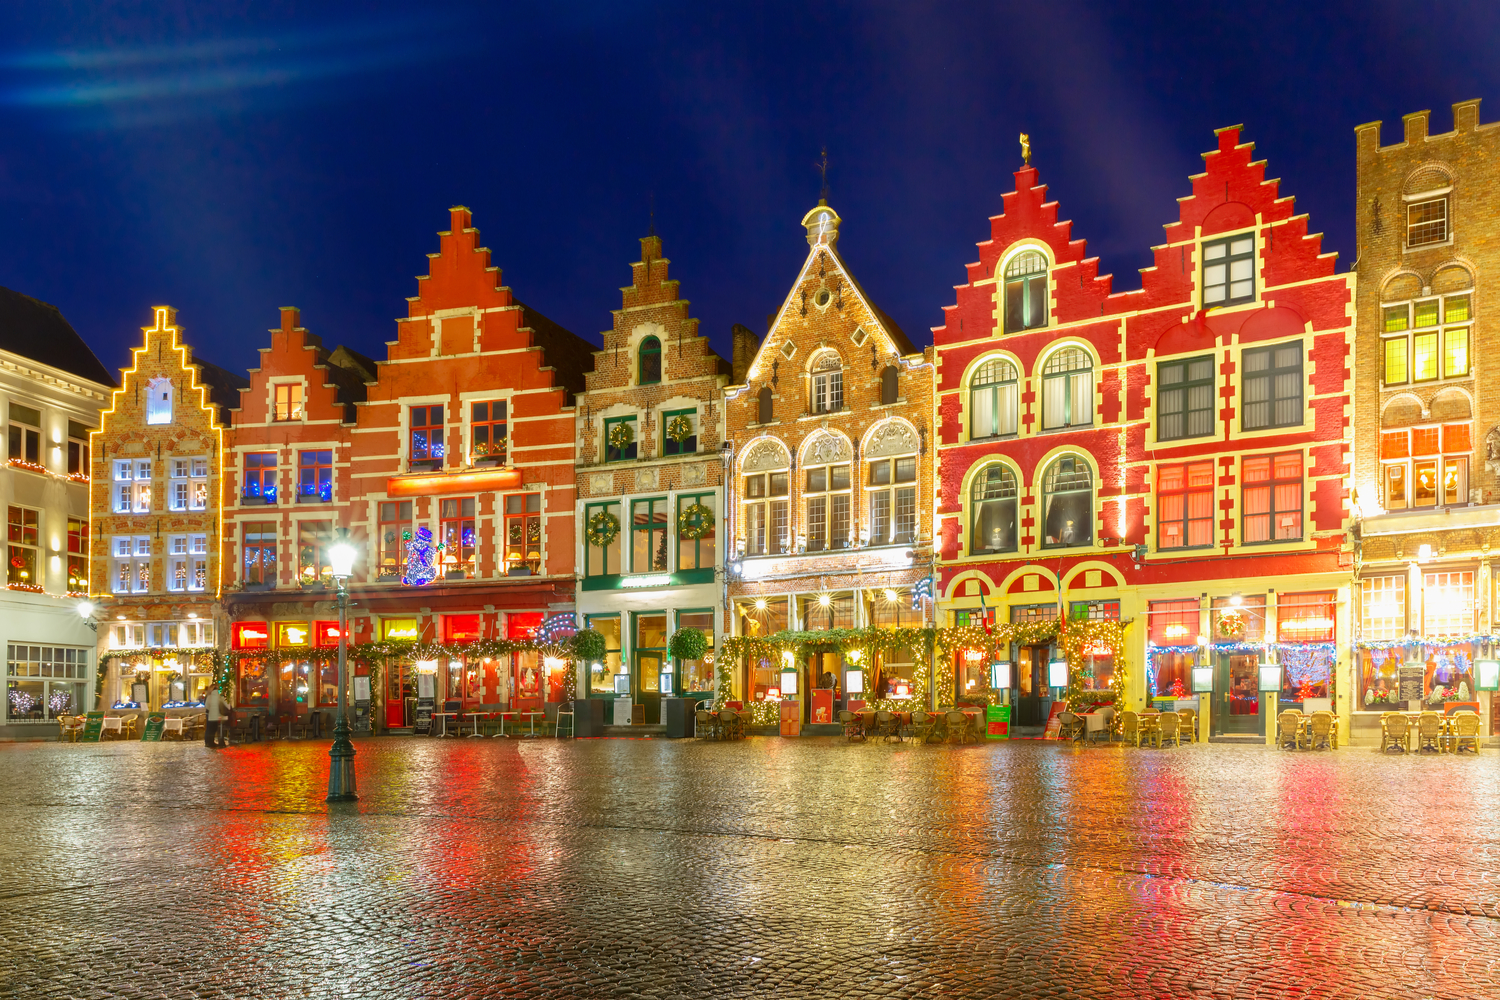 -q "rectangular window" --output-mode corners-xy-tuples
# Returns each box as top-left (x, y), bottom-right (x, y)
(1156, 462), (1215, 549)
(66, 517), (87, 594)
(676, 494), (716, 571)
(274, 383), (304, 421)
(1444, 326), (1469, 378)
(603, 416), (637, 462)
(1423, 570), (1473, 634)
(812, 371), (844, 414)
(439, 498), (476, 579)
(7, 505), (39, 589)
(504, 493), (541, 575)
(1412, 331), (1438, 381)
(743, 472), (789, 556)
(469, 400), (507, 464)
(676, 610), (715, 693)
(297, 521), (332, 587)
(377, 501), (412, 579)
(132, 460), (152, 513)
(1241, 342), (1302, 431)
(109, 535), (151, 594)
(168, 534), (188, 592)
(662, 408), (698, 457)
(168, 458), (205, 511)
(1407, 196), (1448, 248)
(1360, 576), (1406, 642)
(1277, 591), (1336, 643)
(7, 403), (41, 469)
(67, 421), (90, 478)
(805, 464), (850, 551)
(297, 450), (333, 502)
(631, 497), (668, 573)
(409, 405), (445, 466)
(1381, 423), (1471, 510)
(1383, 304), (1409, 333)
(242, 522), (277, 587)
(243, 452), (277, 504)
(1242, 452), (1302, 544)
(867, 456), (917, 545)
(1157, 356), (1215, 440)
(1383, 337), (1408, 385)
(1202, 234), (1255, 306)
(585, 501), (622, 577)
